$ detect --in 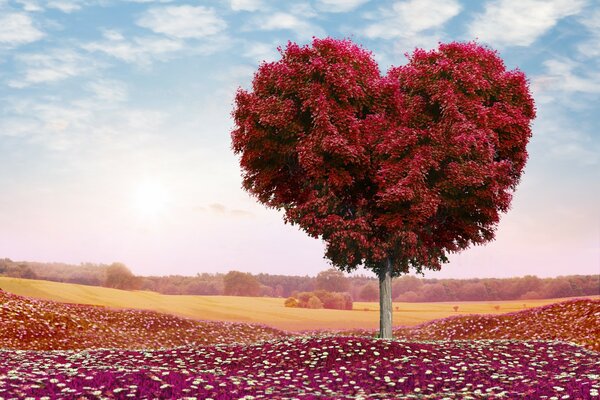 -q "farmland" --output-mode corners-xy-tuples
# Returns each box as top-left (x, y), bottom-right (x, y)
(0, 276), (592, 331)
(0, 287), (599, 398)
